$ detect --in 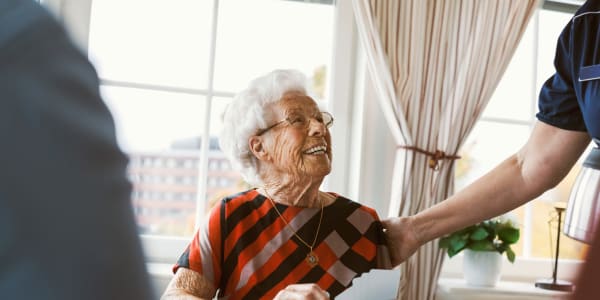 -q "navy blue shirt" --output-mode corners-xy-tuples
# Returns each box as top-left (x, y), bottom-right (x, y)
(537, 0), (600, 145)
(0, 1), (154, 299)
